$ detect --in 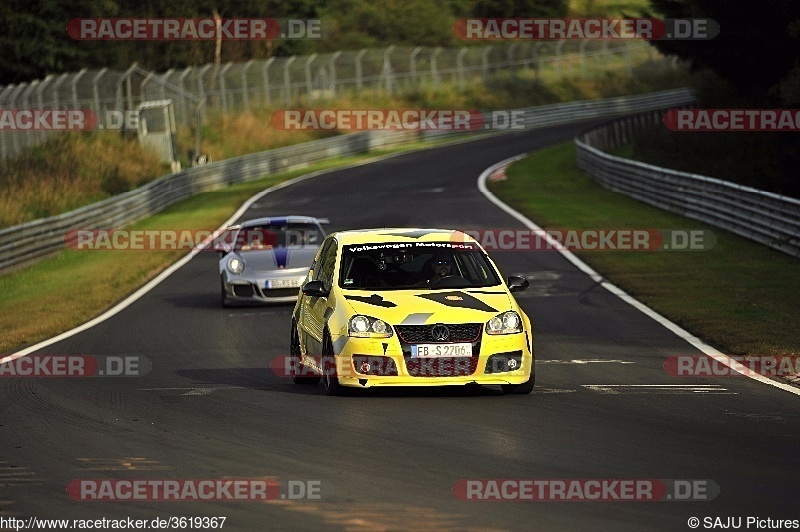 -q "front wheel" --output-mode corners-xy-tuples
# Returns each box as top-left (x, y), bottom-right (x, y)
(501, 372), (535, 394)
(220, 275), (231, 308)
(319, 333), (345, 396)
